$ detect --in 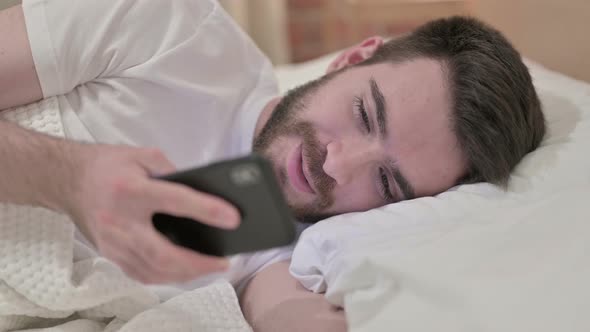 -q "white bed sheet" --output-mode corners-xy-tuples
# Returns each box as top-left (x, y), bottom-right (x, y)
(276, 55), (590, 331)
